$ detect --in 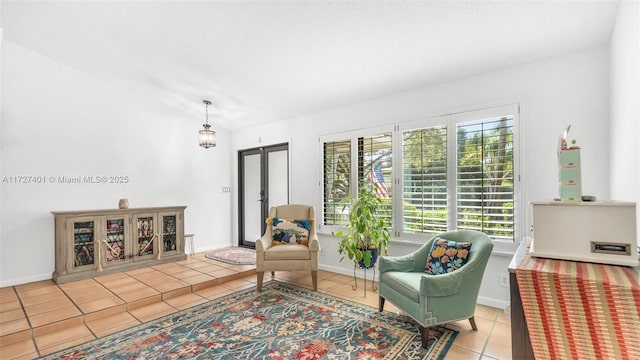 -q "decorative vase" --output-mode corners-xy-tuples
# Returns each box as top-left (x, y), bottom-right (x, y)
(358, 248), (379, 269)
(118, 199), (129, 209)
